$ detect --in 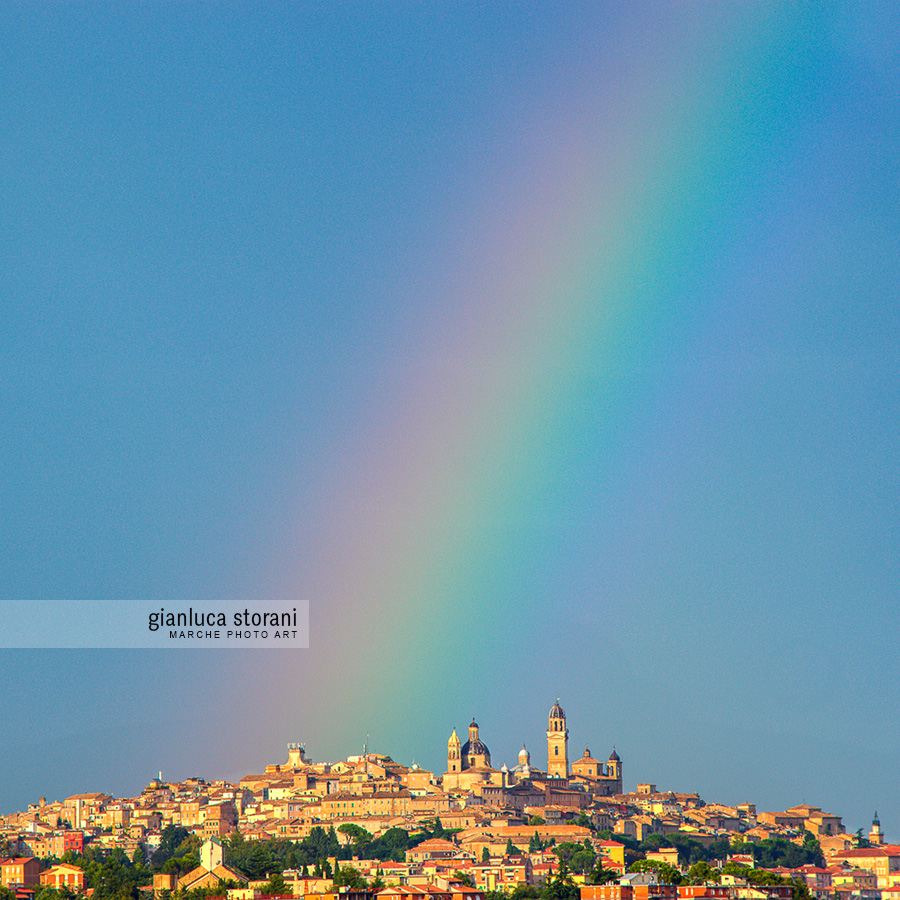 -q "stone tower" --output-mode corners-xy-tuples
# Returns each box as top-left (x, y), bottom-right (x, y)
(870, 811), (884, 845)
(447, 728), (461, 773)
(608, 748), (622, 791)
(546, 699), (569, 778)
